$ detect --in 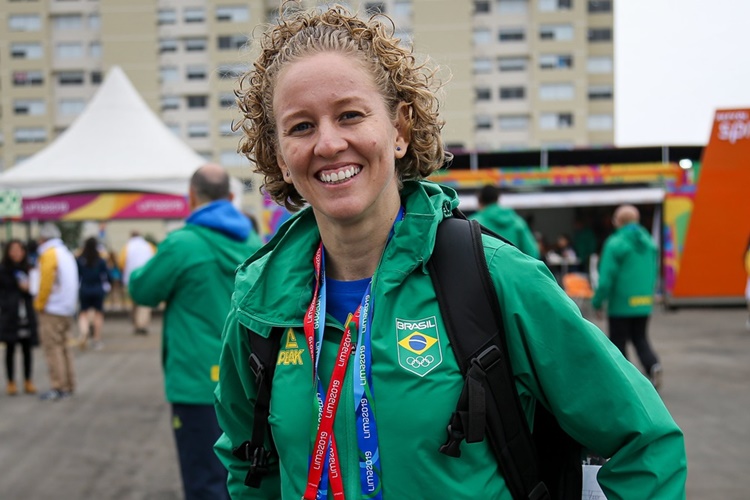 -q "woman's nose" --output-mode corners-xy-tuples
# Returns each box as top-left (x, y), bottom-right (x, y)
(314, 122), (347, 158)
